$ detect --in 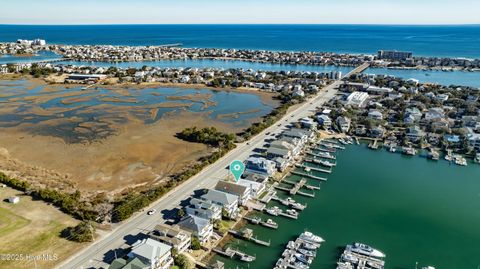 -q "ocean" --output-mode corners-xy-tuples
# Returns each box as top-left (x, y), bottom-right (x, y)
(1, 24), (480, 58)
